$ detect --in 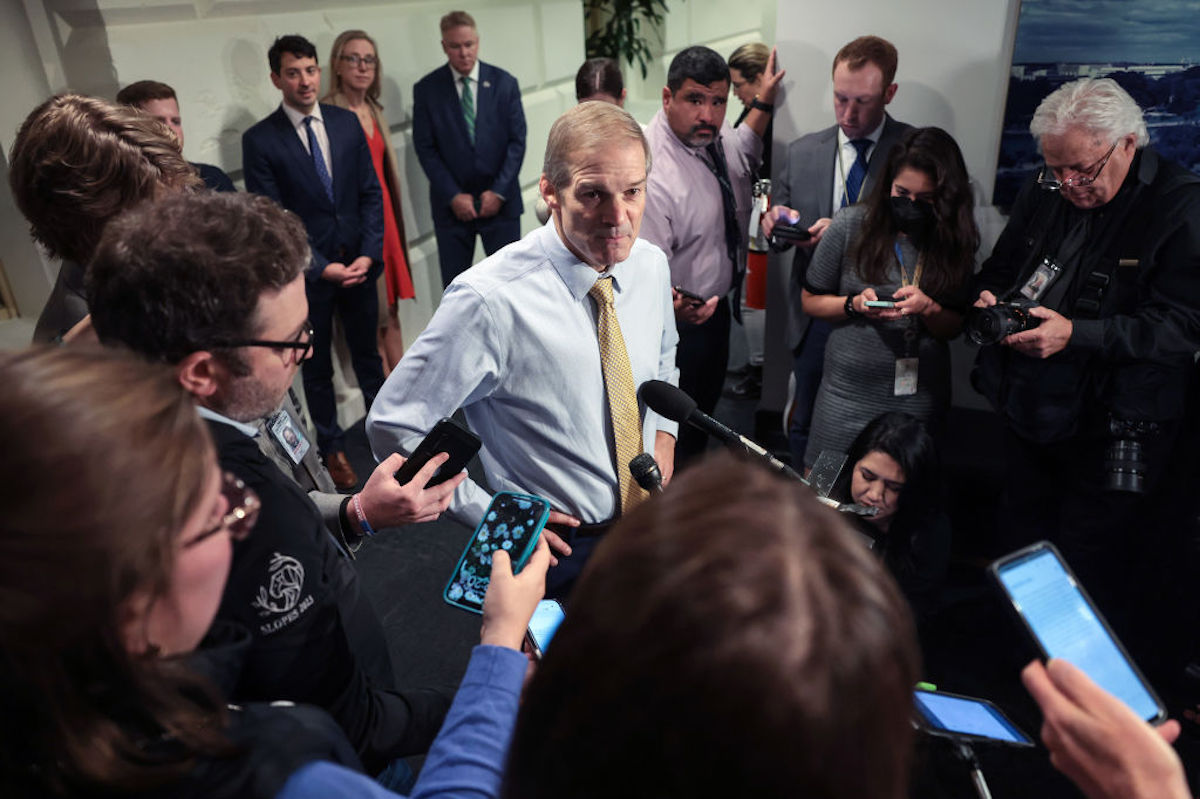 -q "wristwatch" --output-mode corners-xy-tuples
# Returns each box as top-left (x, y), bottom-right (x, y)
(750, 97), (774, 113)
